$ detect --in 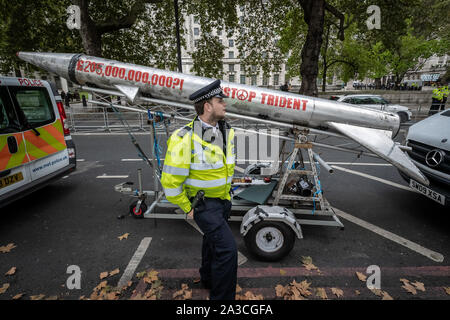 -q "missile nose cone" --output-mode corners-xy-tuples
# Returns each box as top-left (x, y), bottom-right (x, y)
(17, 52), (79, 81)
